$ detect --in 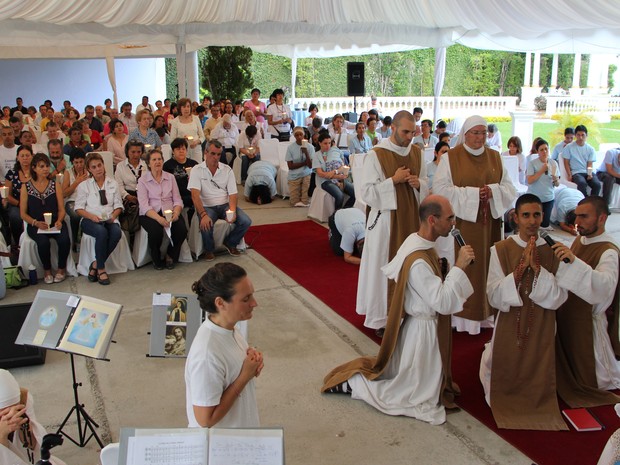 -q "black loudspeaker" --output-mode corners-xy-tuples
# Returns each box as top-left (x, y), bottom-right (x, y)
(0, 302), (46, 369)
(347, 62), (365, 97)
